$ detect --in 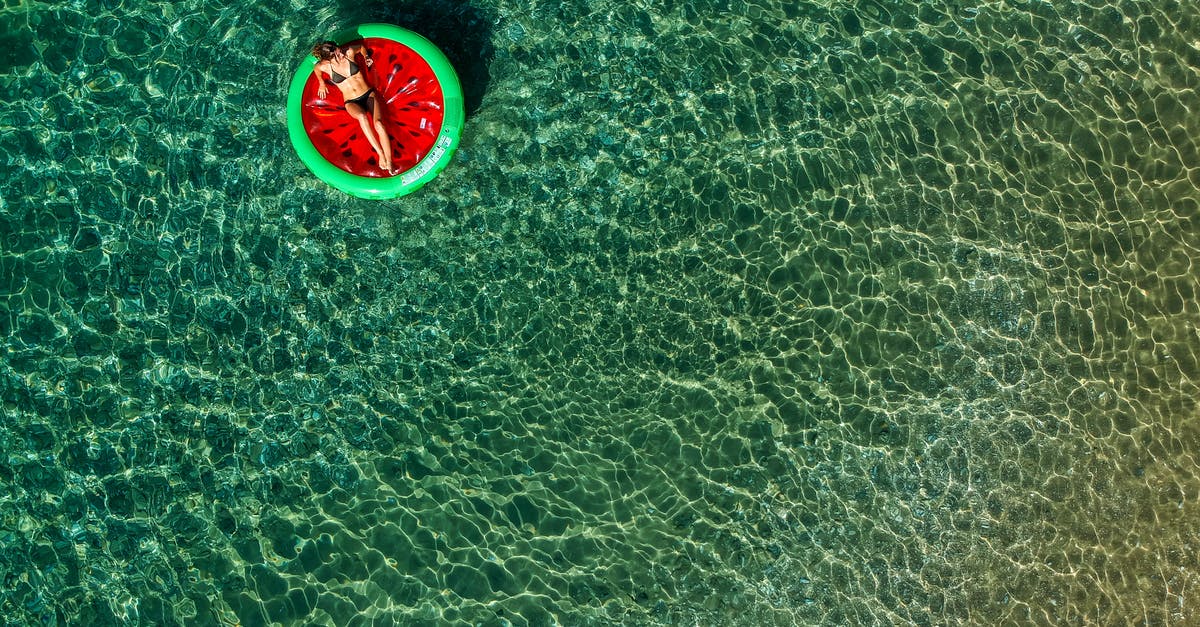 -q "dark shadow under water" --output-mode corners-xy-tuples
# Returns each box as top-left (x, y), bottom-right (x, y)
(351, 0), (496, 116)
